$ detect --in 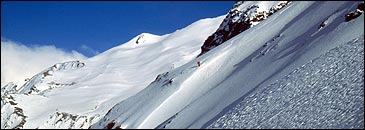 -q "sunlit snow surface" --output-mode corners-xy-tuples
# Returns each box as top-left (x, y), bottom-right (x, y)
(93, 1), (364, 129)
(2, 1), (364, 129)
(208, 37), (364, 129)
